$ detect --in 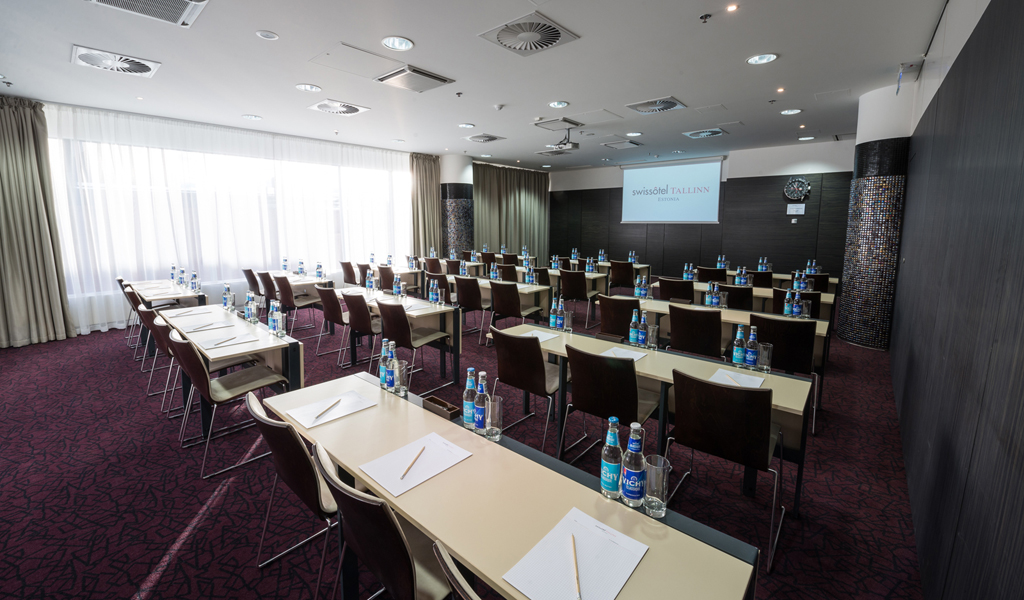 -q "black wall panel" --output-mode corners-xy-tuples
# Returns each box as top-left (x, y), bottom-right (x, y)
(549, 191), (569, 258)
(816, 172), (853, 272)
